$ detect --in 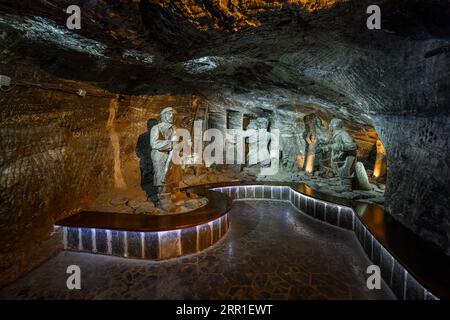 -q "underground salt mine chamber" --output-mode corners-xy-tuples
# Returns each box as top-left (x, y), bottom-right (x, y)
(0, 0), (449, 302)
